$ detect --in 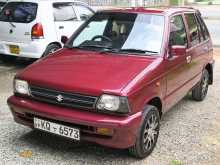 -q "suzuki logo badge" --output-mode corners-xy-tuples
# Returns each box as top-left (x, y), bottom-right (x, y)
(56, 94), (63, 102)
